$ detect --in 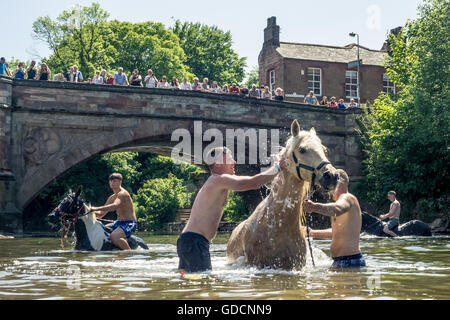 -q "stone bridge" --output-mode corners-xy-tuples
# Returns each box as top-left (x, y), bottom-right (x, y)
(0, 75), (362, 233)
